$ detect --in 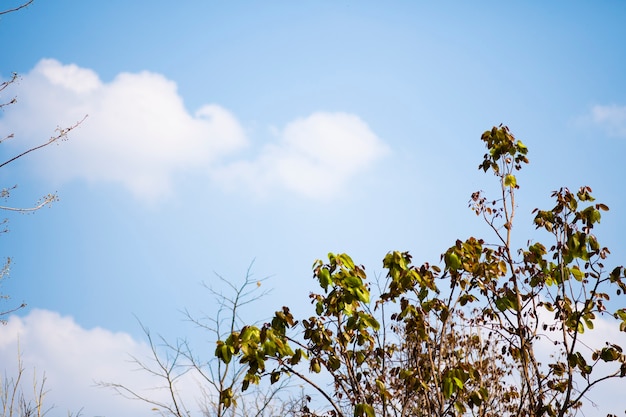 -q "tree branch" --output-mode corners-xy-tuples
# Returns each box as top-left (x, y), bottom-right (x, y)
(0, 0), (34, 16)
